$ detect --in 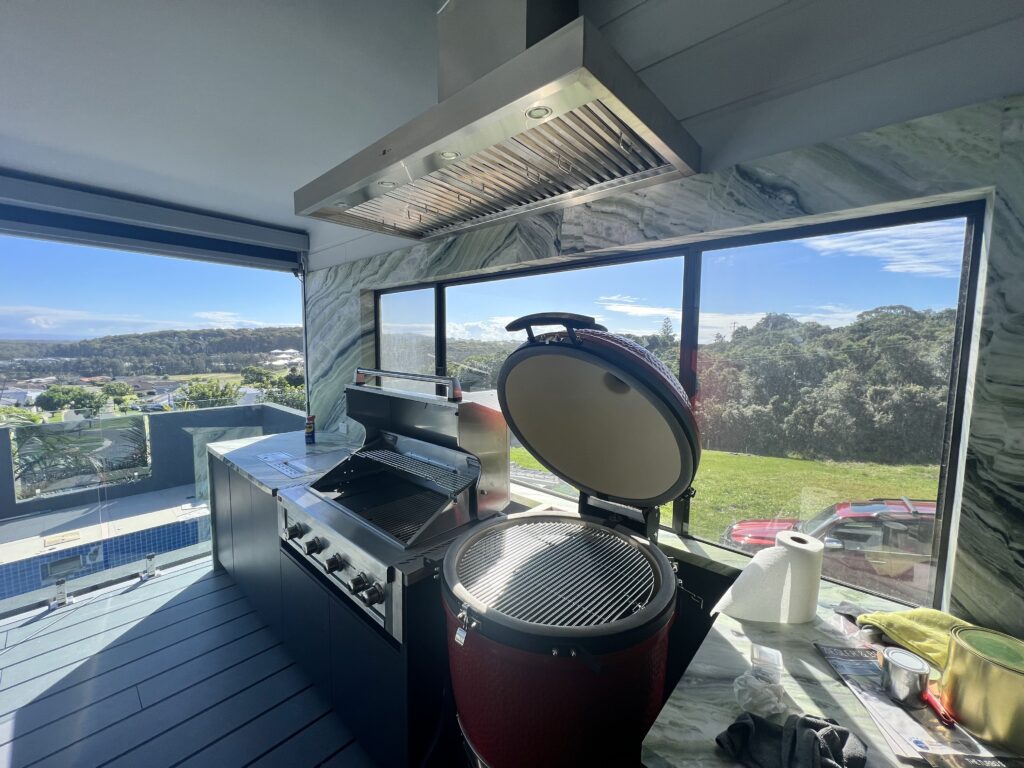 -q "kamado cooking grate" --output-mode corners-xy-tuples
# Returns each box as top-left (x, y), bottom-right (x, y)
(456, 520), (656, 628)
